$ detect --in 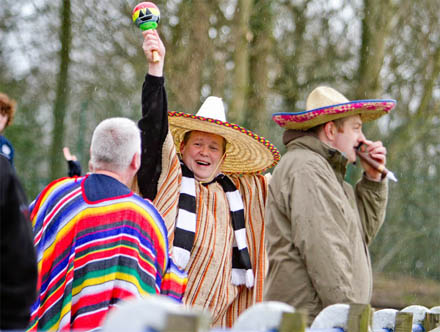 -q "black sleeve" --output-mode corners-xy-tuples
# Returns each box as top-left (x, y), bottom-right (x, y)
(137, 74), (169, 200)
(67, 160), (82, 177)
(0, 155), (38, 330)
